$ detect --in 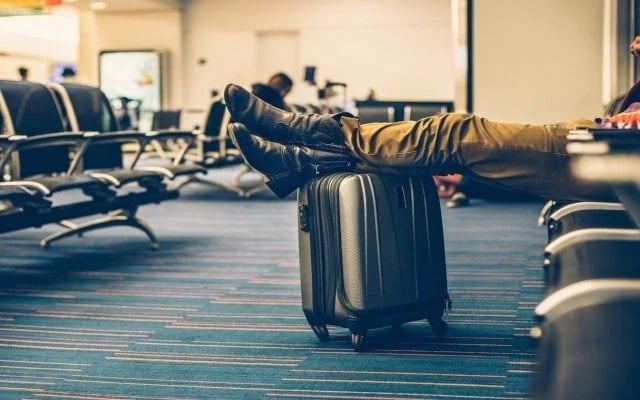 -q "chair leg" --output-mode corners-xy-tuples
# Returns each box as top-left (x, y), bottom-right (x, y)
(40, 210), (159, 250)
(232, 165), (270, 198)
(240, 180), (270, 198)
(58, 220), (80, 231)
(173, 165), (273, 198)
(172, 175), (245, 196)
(538, 200), (556, 226)
(232, 164), (253, 186)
